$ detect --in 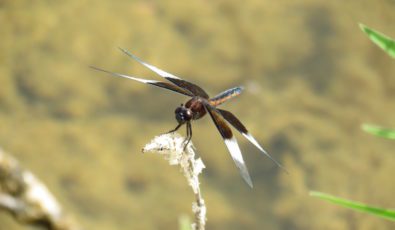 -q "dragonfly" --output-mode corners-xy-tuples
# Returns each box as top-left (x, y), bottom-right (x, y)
(91, 48), (286, 187)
